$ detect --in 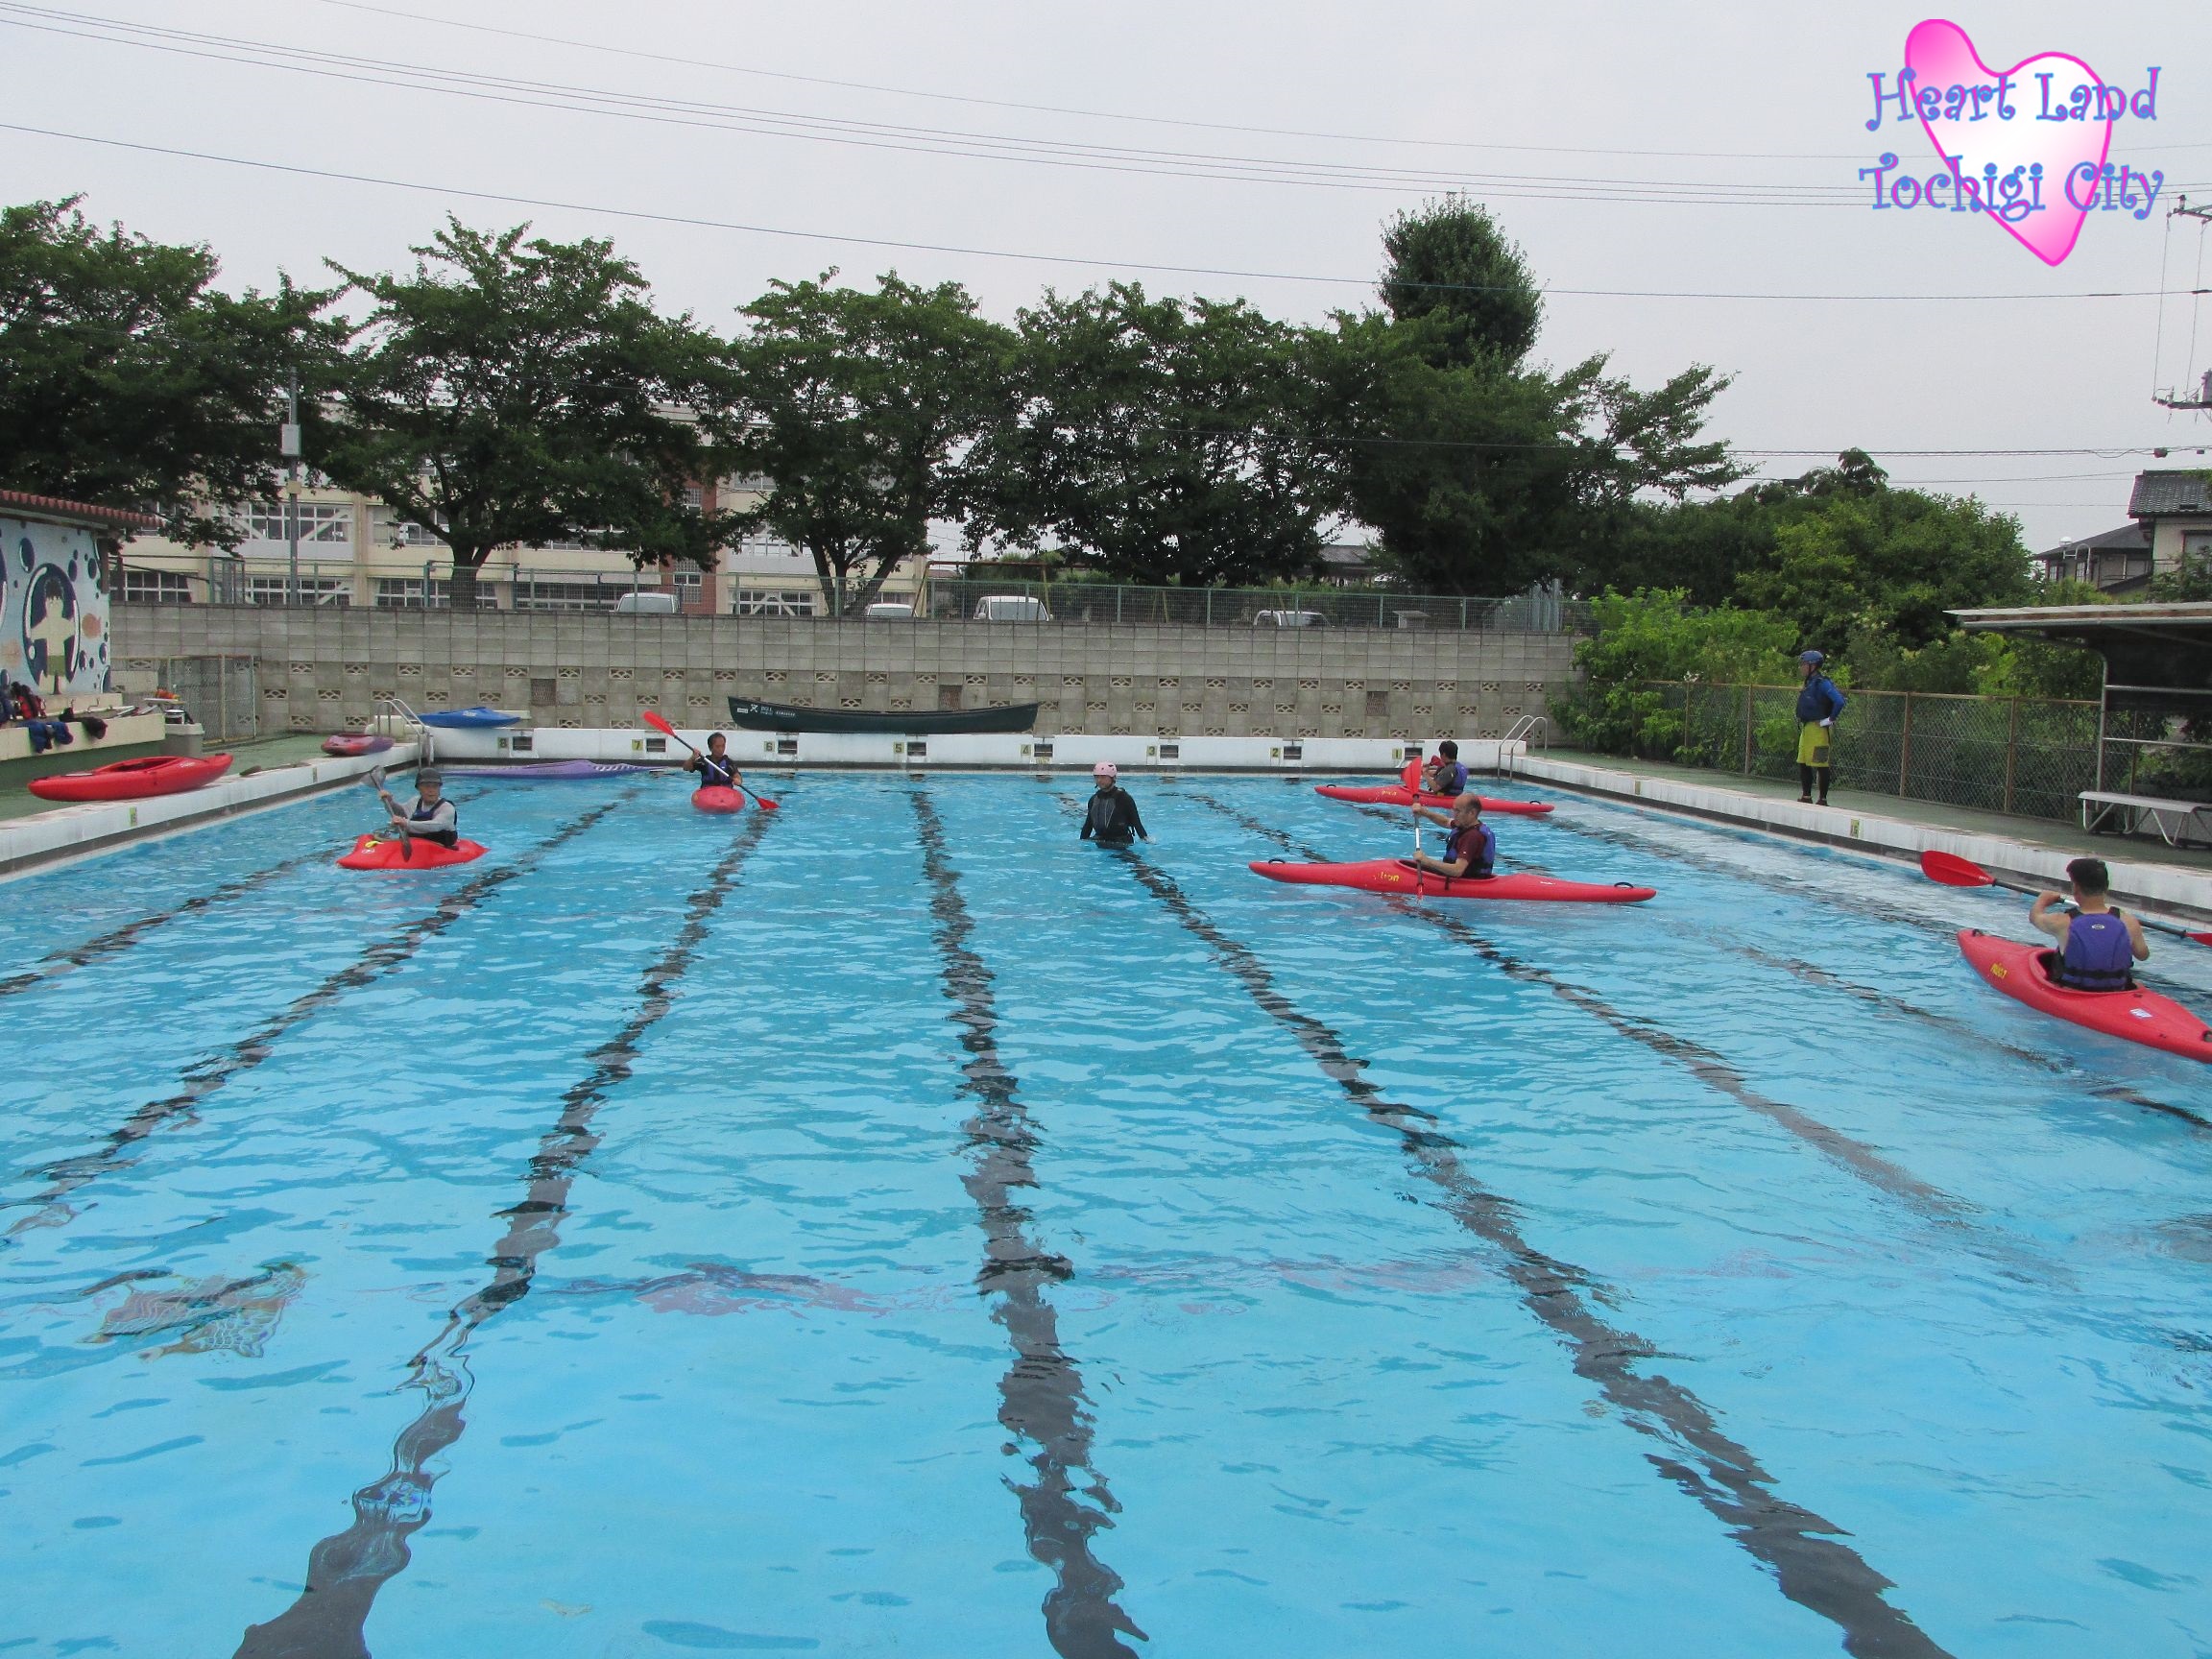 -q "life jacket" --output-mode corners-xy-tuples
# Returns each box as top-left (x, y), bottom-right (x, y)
(1445, 823), (1496, 877)
(2057, 910), (2132, 992)
(408, 797), (453, 826)
(697, 753), (740, 788)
